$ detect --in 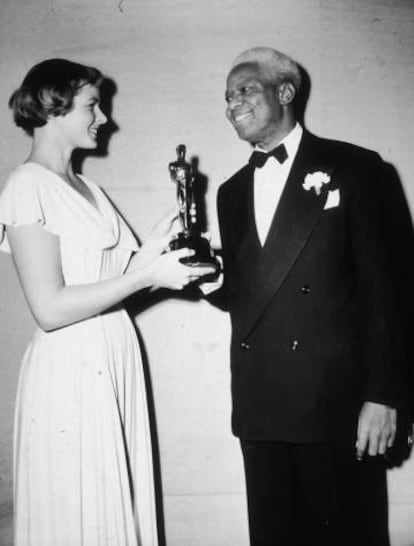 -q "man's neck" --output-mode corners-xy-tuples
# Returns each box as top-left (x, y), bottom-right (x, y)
(254, 121), (297, 152)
